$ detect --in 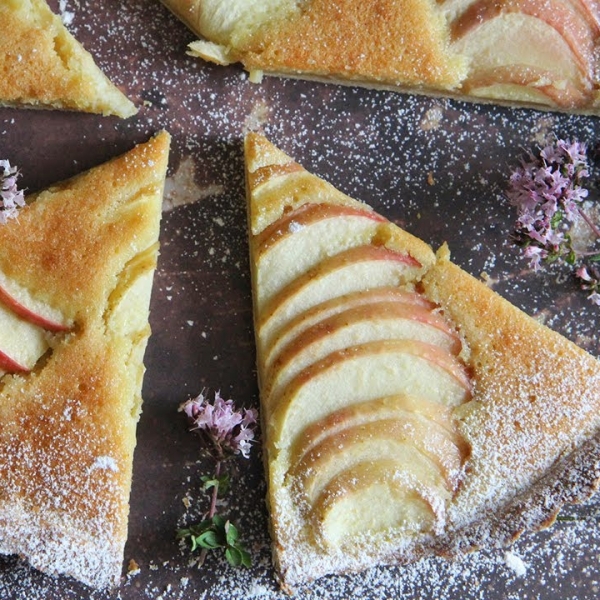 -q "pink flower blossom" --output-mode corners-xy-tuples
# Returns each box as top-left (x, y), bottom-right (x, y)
(0, 160), (25, 224)
(523, 245), (548, 270)
(589, 292), (600, 306)
(180, 390), (258, 459)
